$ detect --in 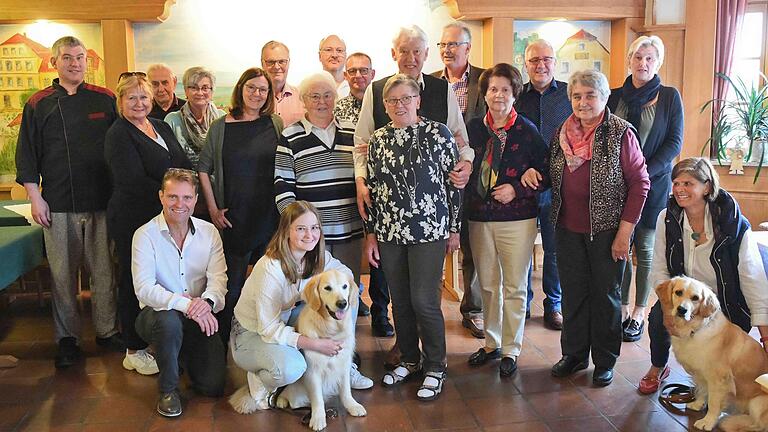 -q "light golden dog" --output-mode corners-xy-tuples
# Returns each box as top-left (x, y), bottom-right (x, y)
(656, 276), (768, 431)
(275, 269), (366, 431)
